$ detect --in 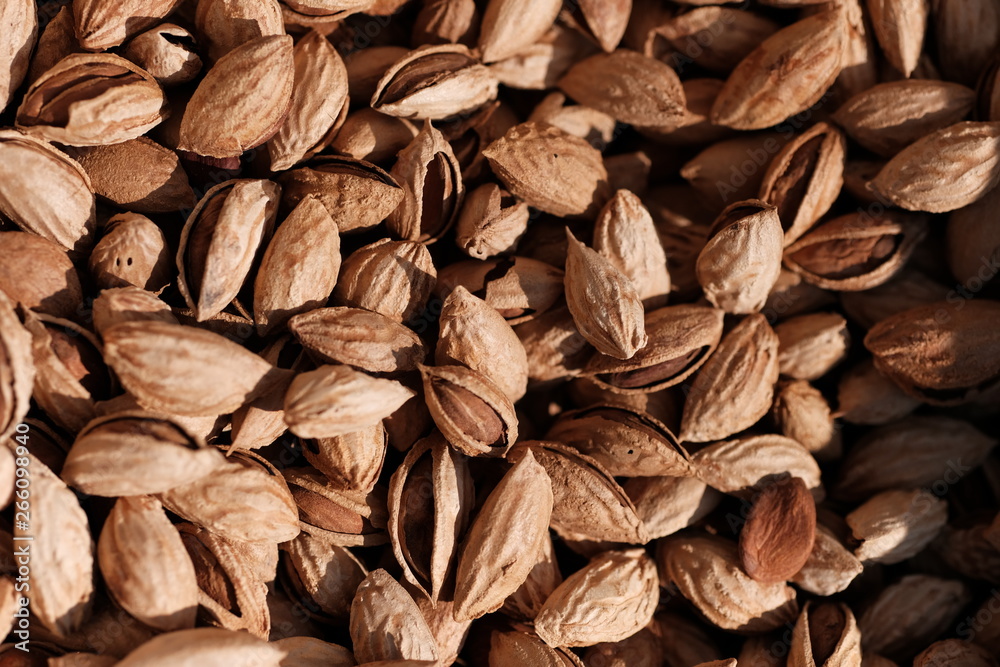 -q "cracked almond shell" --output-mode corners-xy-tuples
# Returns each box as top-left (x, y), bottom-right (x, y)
(509, 441), (649, 544)
(388, 433), (472, 603)
(420, 363), (518, 457)
(783, 210), (929, 292)
(0, 130), (96, 254)
(372, 44), (498, 120)
(16, 52), (167, 146)
(585, 304), (724, 394)
(545, 404), (693, 478)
